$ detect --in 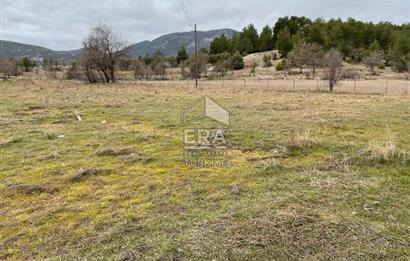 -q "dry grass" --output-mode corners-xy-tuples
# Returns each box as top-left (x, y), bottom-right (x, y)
(0, 79), (409, 259)
(288, 129), (316, 148)
(0, 138), (20, 148)
(367, 139), (409, 162)
(41, 151), (61, 160)
(7, 183), (57, 194)
(320, 154), (355, 172)
(92, 147), (132, 157)
(254, 158), (282, 171)
(69, 167), (113, 182)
